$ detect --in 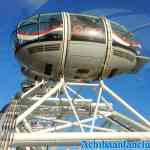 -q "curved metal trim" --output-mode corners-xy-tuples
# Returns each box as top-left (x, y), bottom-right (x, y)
(100, 17), (113, 79)
(57, 12), (70, 79)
